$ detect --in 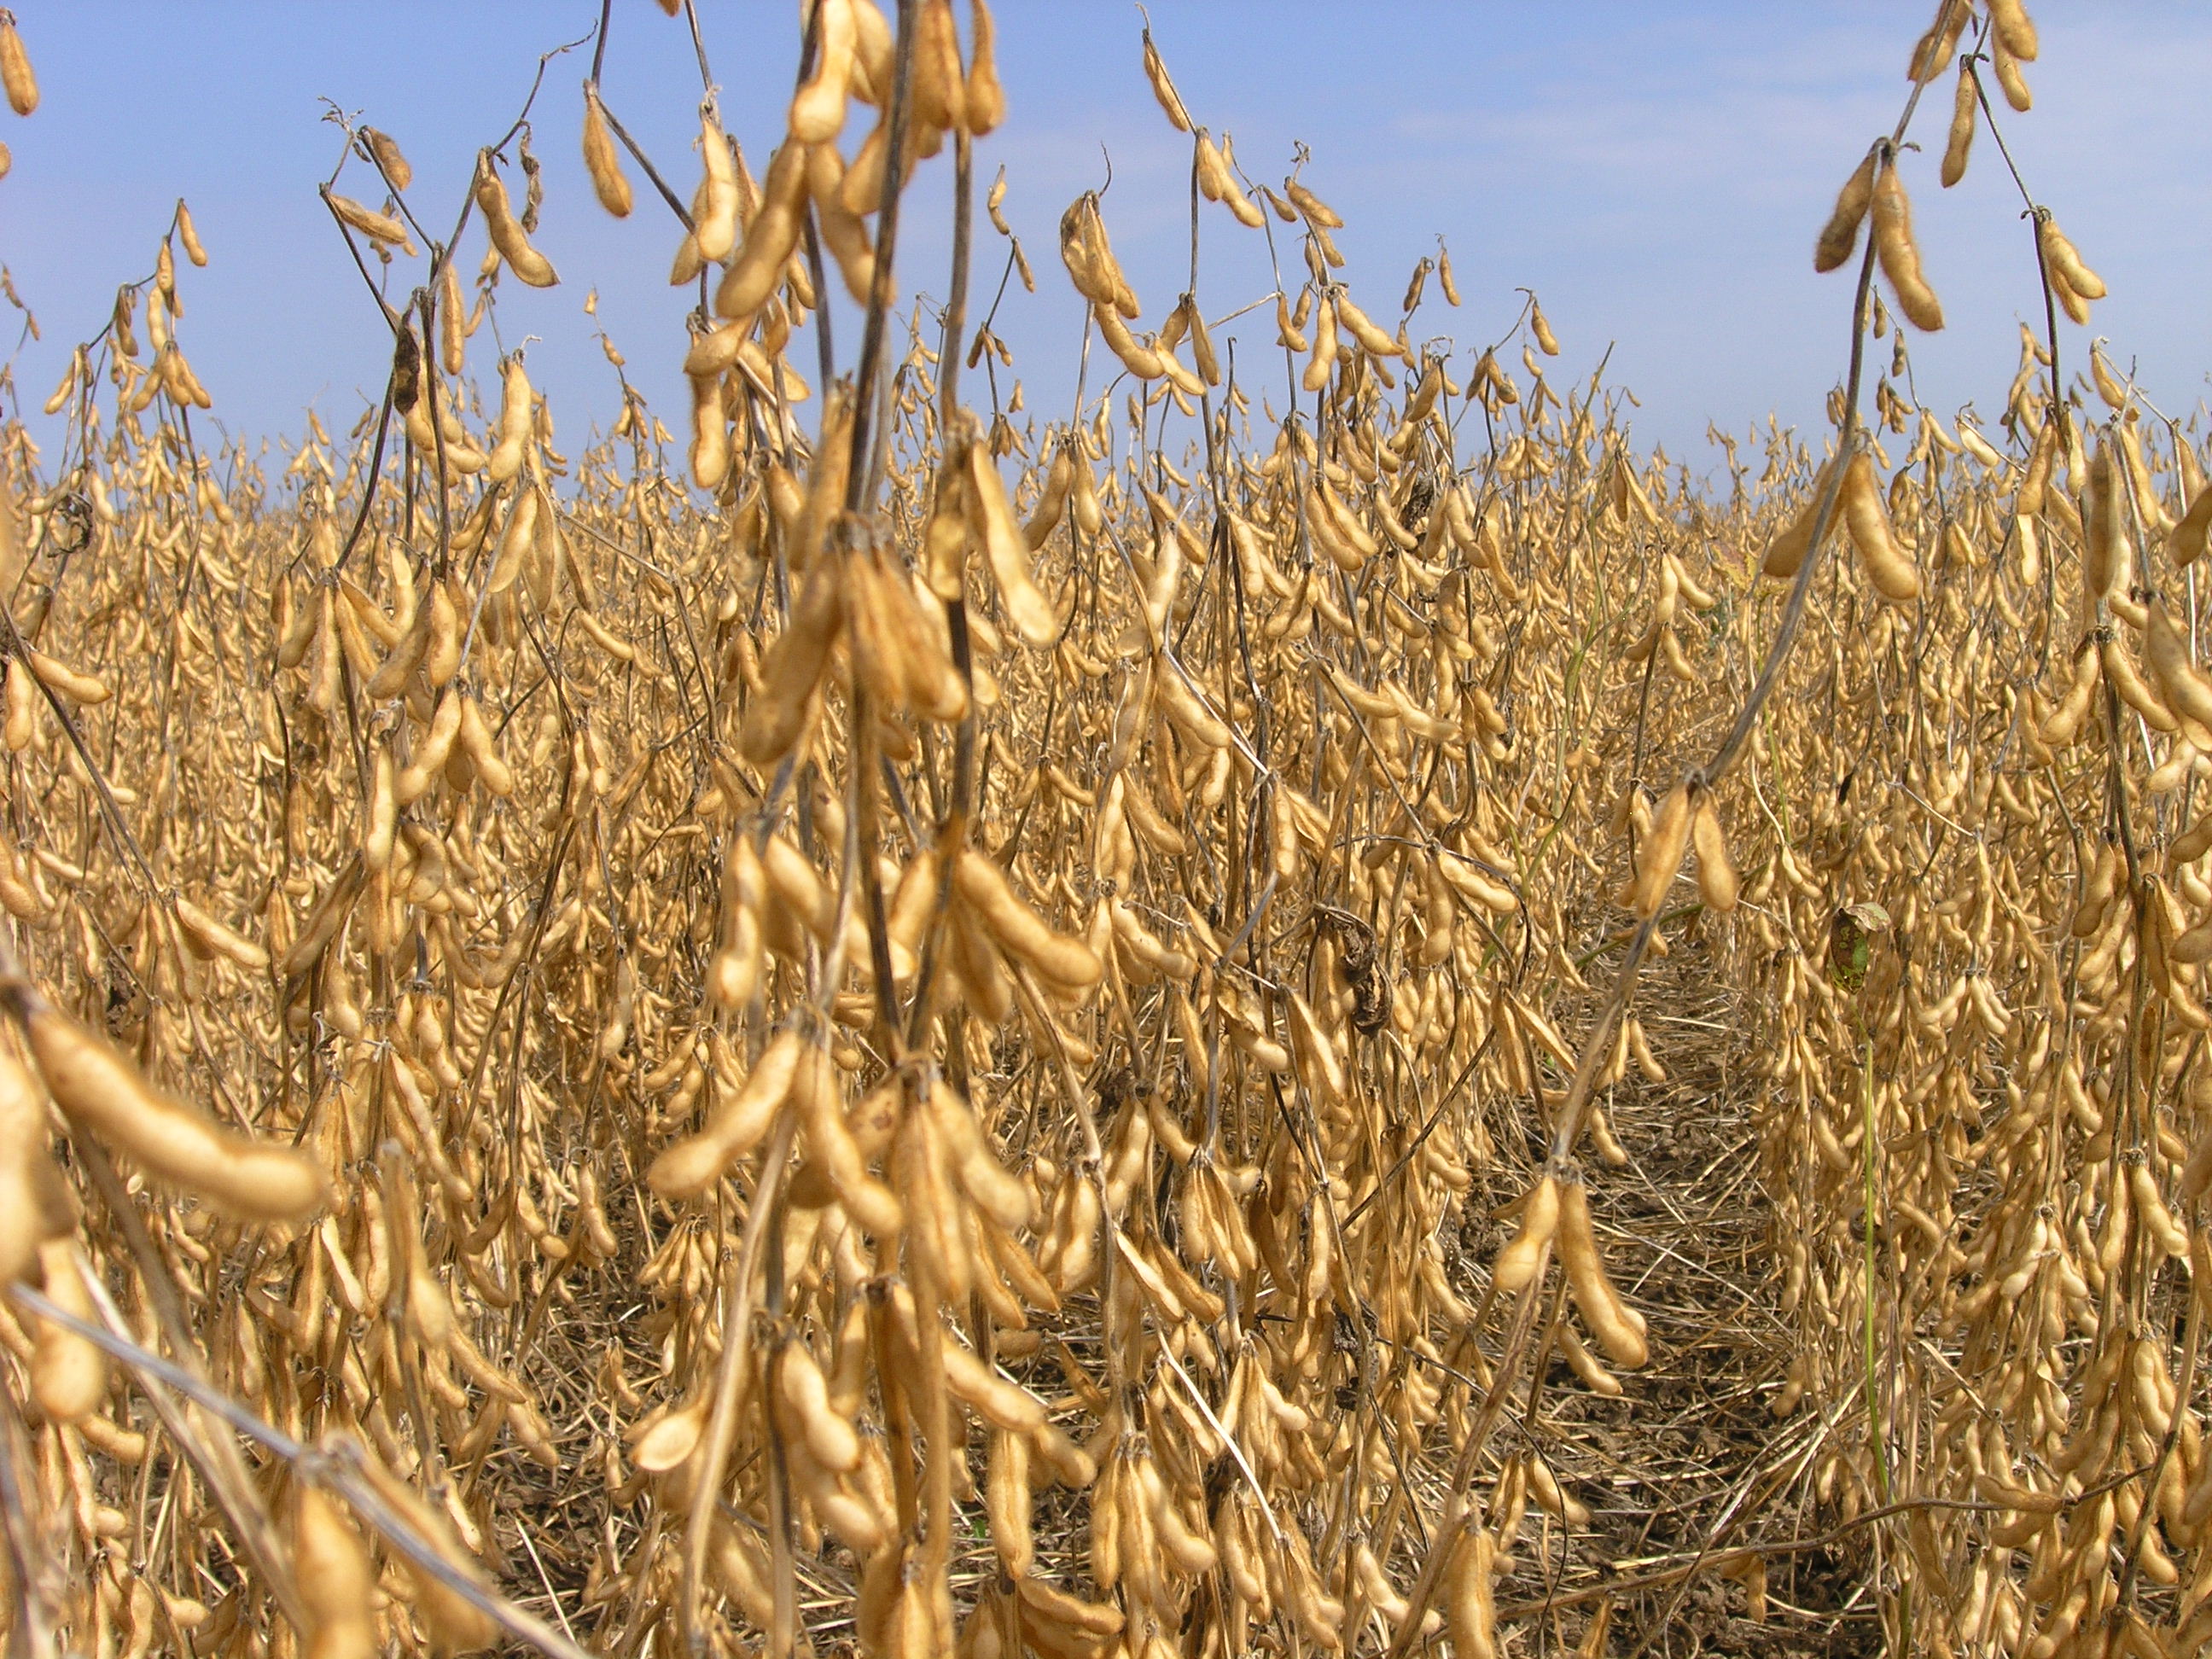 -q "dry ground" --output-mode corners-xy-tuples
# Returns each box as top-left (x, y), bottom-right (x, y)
(1476, 930), (1883, 1659)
